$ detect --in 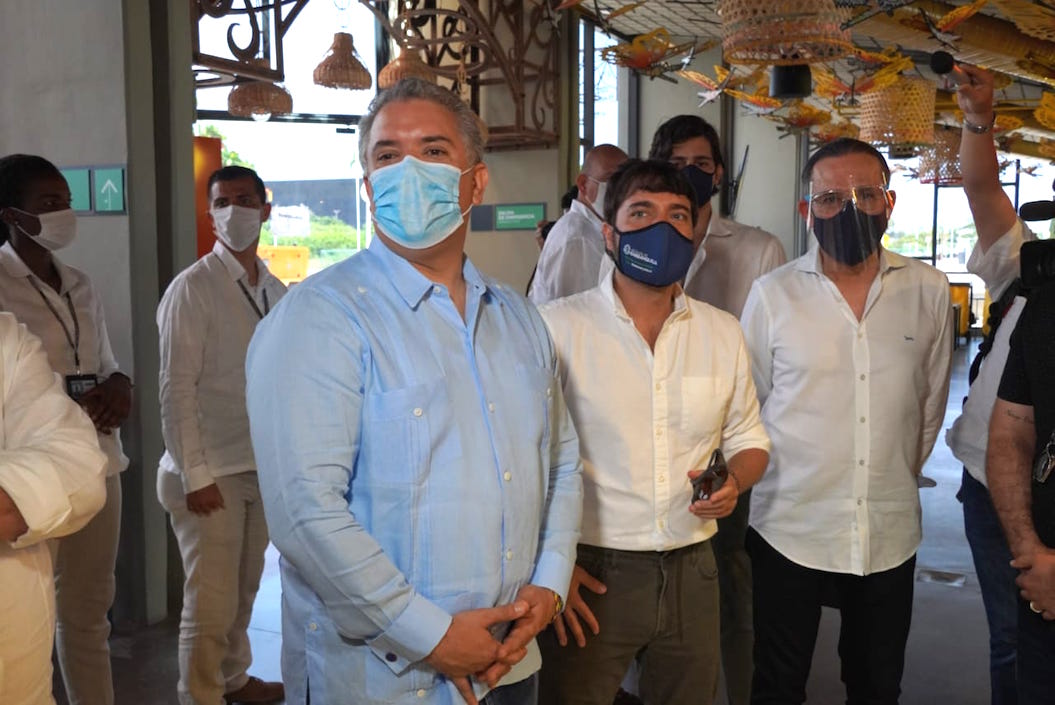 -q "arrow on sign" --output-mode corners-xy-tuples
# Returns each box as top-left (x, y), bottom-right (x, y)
(101, 179), (118, 210)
